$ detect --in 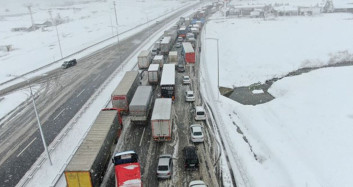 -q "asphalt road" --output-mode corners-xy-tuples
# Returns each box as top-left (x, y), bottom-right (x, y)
(0, 5), (197, 187)
(101, 24), (220, 187)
